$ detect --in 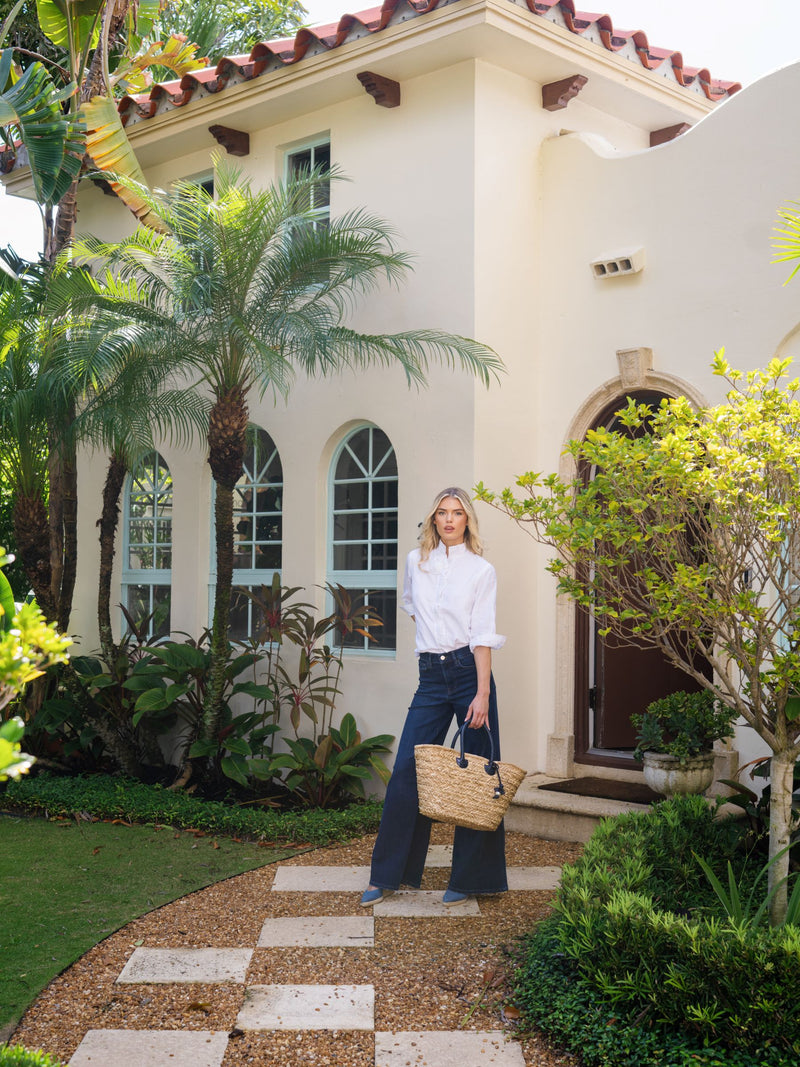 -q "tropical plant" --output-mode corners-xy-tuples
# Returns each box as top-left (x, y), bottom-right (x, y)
(0, 46), (82, 214)
(632, 689), (736, 764)
(0, 257), (62, 621)
(145, 0), (305, 68)
(270, 711), (393, 808)
(695, 846), (800, 930)
(0, 0), (212, 636)
(76, 159), (503, 755)
(0, 0), (209, 257)
(478, 354), (800, 925)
